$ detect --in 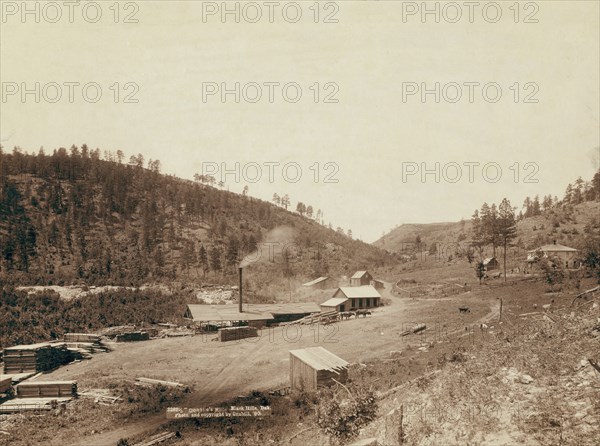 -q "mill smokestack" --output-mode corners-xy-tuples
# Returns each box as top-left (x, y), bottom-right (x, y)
(238, 267), (243, 313)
